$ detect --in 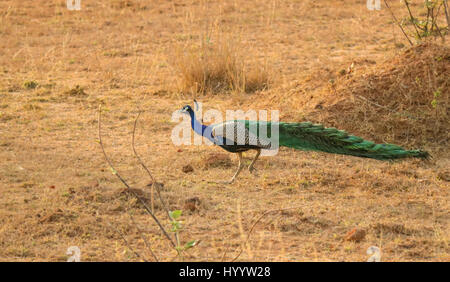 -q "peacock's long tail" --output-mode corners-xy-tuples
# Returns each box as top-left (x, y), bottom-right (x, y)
(245, 121), (429, 160)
